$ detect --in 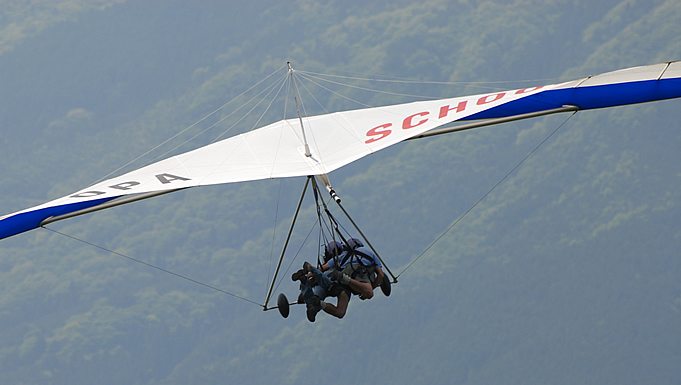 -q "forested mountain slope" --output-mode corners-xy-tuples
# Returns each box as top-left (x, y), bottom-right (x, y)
(1, 1), (679, 384)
